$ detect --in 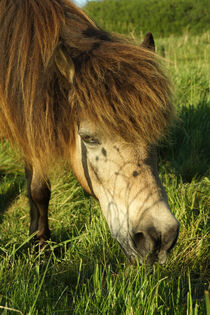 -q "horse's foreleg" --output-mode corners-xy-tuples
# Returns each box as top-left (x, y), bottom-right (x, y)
(25, 165), (51, 244)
